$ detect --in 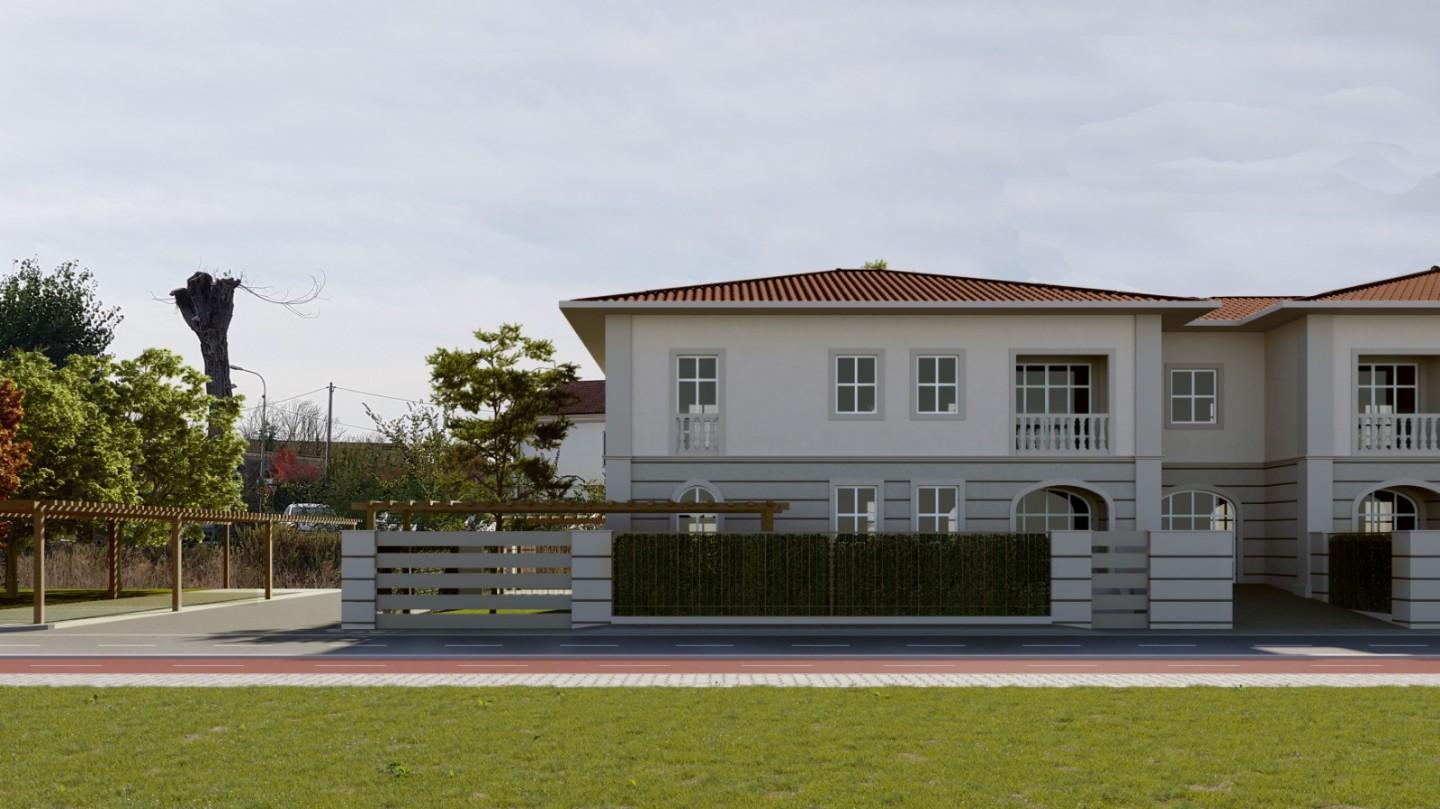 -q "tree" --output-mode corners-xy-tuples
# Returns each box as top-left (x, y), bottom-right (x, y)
(366, 404), (459, 505)
(862, 259), (888, 270)
(0, 378), (31, 597)
(0, 258), (122, 363)
(426, 324), (579, 523)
